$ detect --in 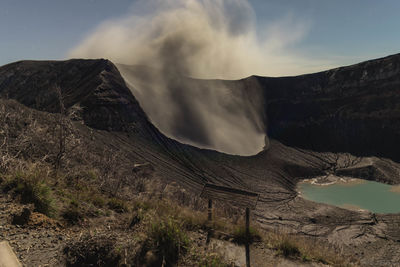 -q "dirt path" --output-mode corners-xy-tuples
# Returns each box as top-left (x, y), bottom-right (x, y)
(0, 241), (22, 267)
(0, 195), (67, 266)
